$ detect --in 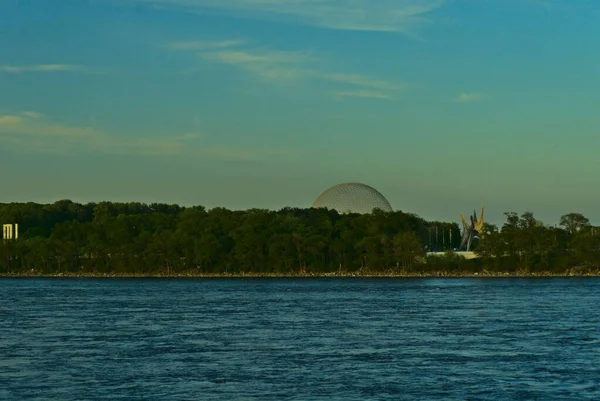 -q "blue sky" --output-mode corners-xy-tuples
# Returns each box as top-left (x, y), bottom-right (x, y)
(1, 0), (599, 225)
